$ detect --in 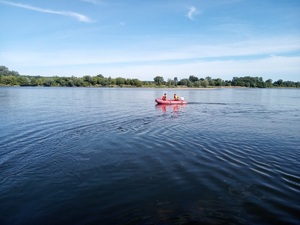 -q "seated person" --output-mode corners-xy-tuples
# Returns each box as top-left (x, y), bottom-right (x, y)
(162, 93), (167, 100)
(174, 94), (179, 101)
